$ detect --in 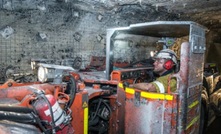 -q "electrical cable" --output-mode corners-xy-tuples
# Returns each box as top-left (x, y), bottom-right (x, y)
(65, 75), (77, 109)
